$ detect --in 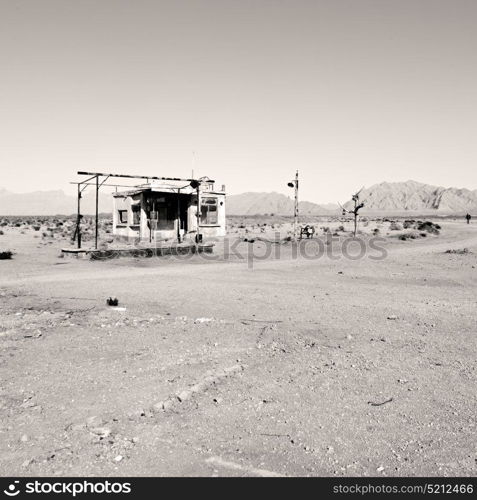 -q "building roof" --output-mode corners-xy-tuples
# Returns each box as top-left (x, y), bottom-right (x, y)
(113, 181), (225, 198)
